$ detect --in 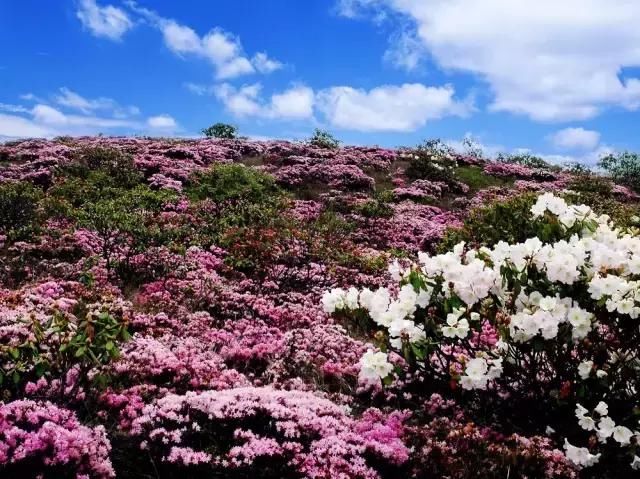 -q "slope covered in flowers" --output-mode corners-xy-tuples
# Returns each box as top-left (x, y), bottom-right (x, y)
(0, 136), (639, 478)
